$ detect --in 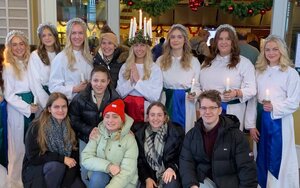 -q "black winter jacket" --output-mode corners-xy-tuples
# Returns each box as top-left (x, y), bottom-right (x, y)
(69, 83), (120, 143)
(179, 114), (257, 188)
(135, 122), (185, 183)
(93, 45), (129, 88)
